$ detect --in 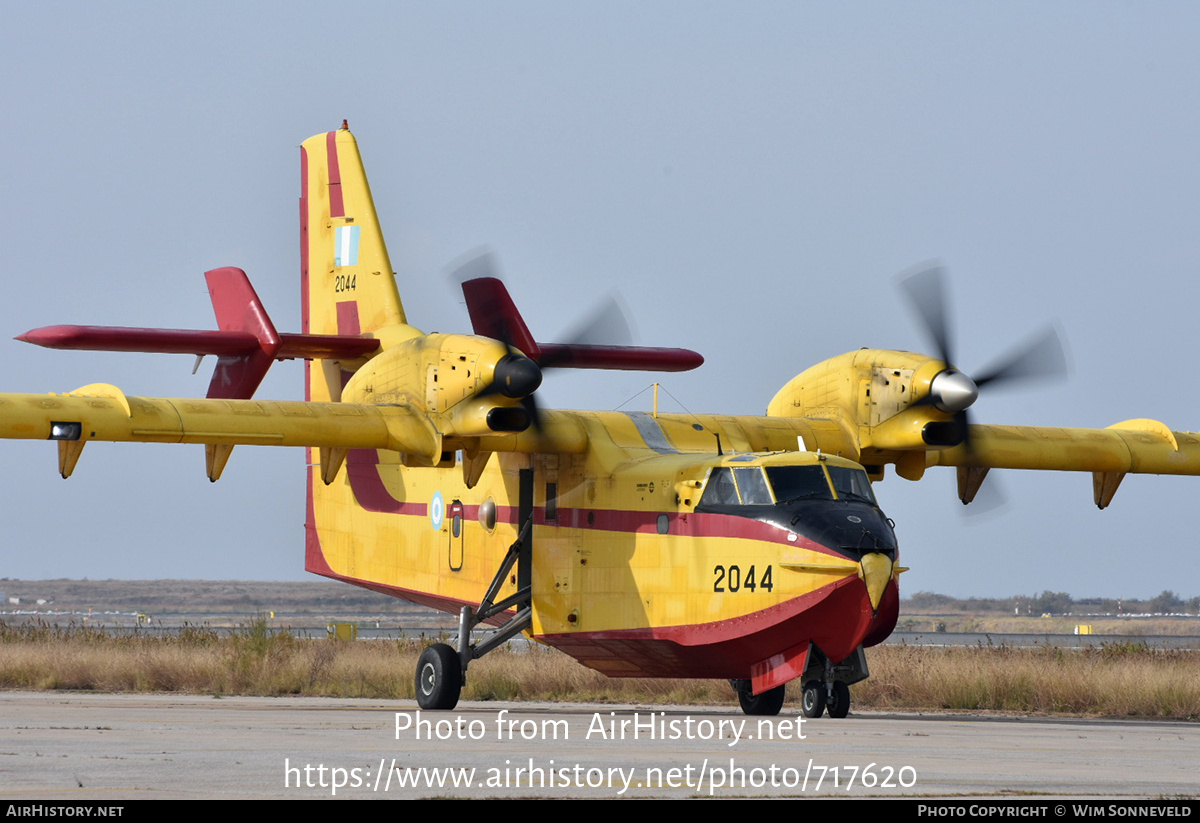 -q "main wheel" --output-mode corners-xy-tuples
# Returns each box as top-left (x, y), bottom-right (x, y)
(415, 643), (462, 710)
(826, 680), (850, 718)
(737, 684), (785, 716)
(801, 679), (826, 718)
